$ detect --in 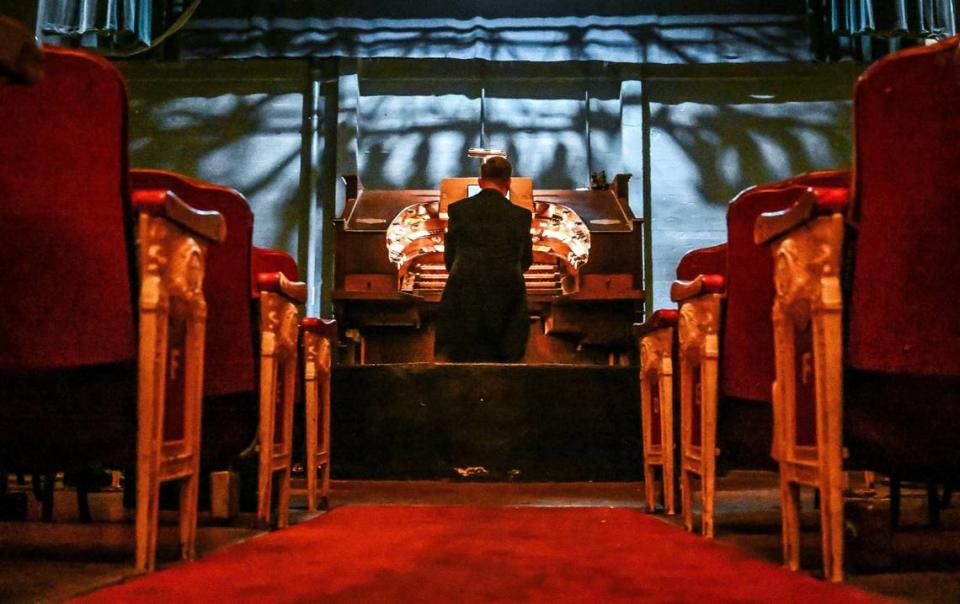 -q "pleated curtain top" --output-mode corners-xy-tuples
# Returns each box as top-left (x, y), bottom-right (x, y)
(831, 0), (957, 38)
(37, 0), (152, 47)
